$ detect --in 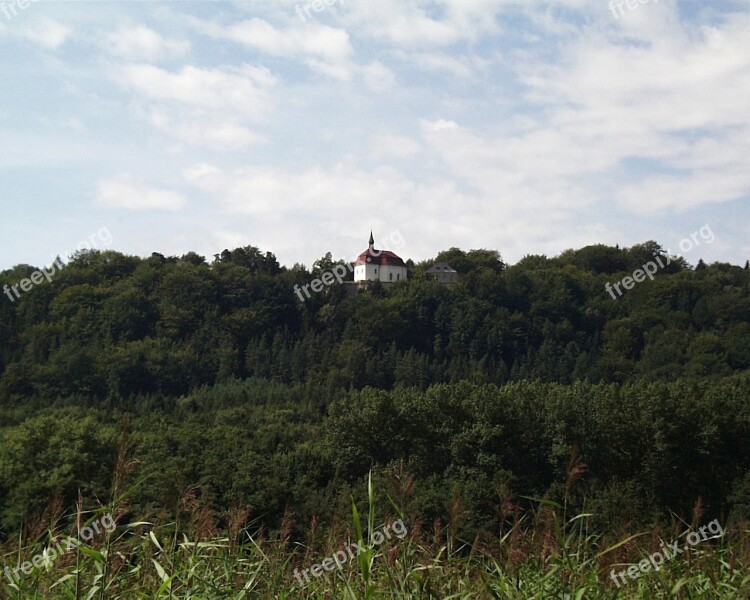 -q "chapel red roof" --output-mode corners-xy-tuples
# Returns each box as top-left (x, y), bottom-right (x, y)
(356, 248), (406, 267)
